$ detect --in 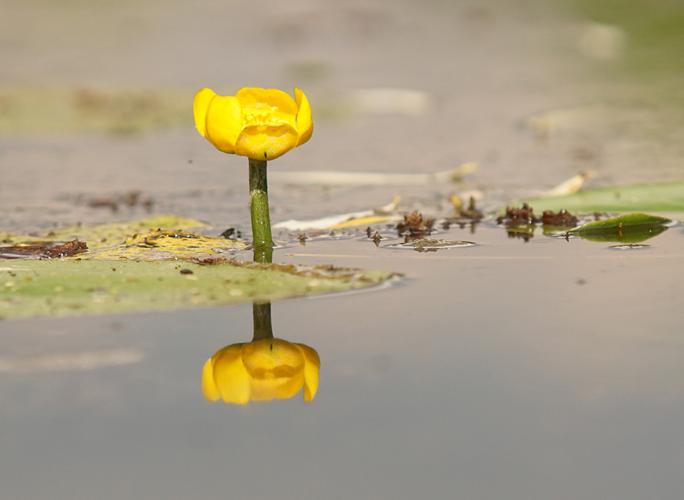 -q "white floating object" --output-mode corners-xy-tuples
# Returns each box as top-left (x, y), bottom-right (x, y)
(274, 196), (401, 231)
(545, 170), (596, 197)
(270, 162), (477, 187)
(577, 22), (626, 61)
(349, 87), (431, 115)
